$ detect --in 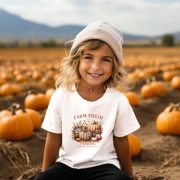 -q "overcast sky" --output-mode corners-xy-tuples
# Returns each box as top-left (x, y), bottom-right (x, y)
(0, 0), (180, 36)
